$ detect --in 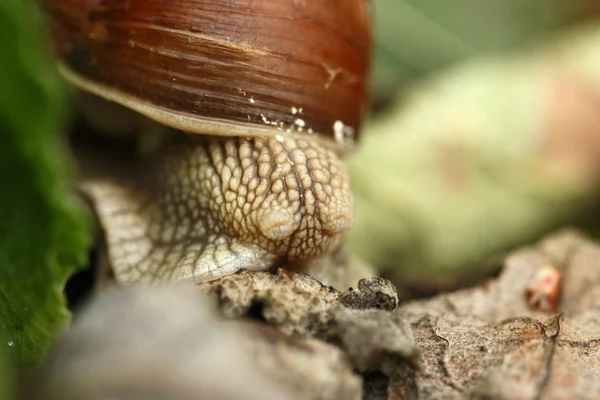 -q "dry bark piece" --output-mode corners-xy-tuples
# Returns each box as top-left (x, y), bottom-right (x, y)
(200, 270), (405, 341)
(31, 285), (361, 400)
(340, 277), (399, 311)
(392, 229), (600, 399)
(199, 269), (342, 338)
(200, 269), (420, 384)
